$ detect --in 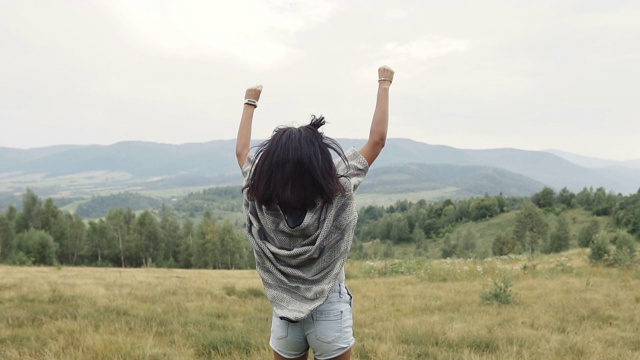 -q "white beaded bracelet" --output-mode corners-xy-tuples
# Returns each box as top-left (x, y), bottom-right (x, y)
(244, 99), (258, 108)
